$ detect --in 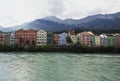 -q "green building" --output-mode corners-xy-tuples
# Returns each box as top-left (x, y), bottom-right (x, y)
(90, 35), (95, 47)
(107, 36), (116, 46)
(47, 32), (54, 46)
